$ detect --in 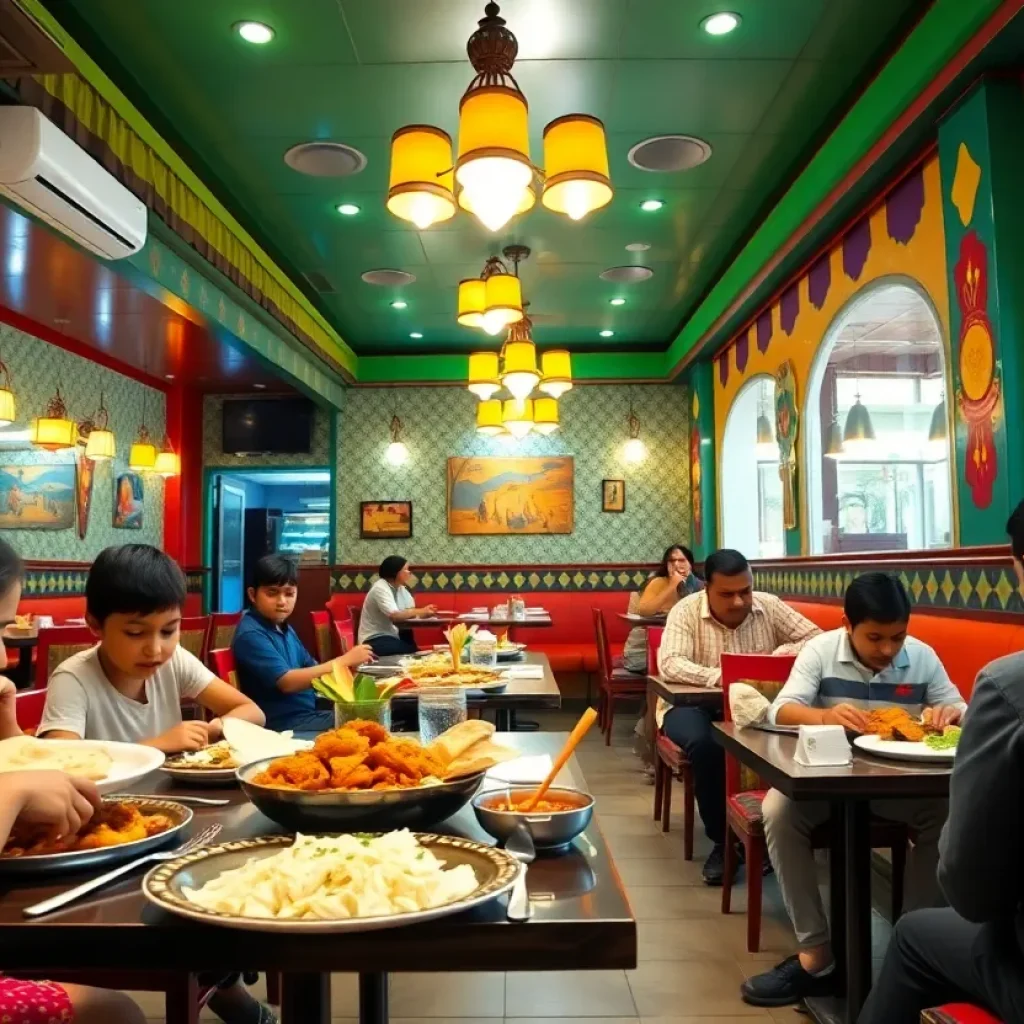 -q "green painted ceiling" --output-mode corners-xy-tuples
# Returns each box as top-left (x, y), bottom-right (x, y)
(46, 0), (924, 359)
